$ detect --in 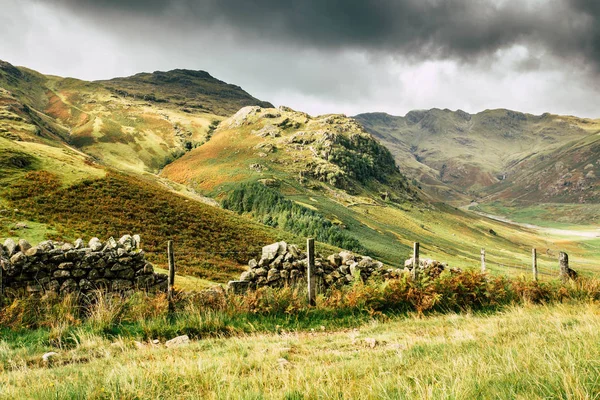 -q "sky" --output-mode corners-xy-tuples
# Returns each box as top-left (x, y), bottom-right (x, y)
(1, 0), (599, 118)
